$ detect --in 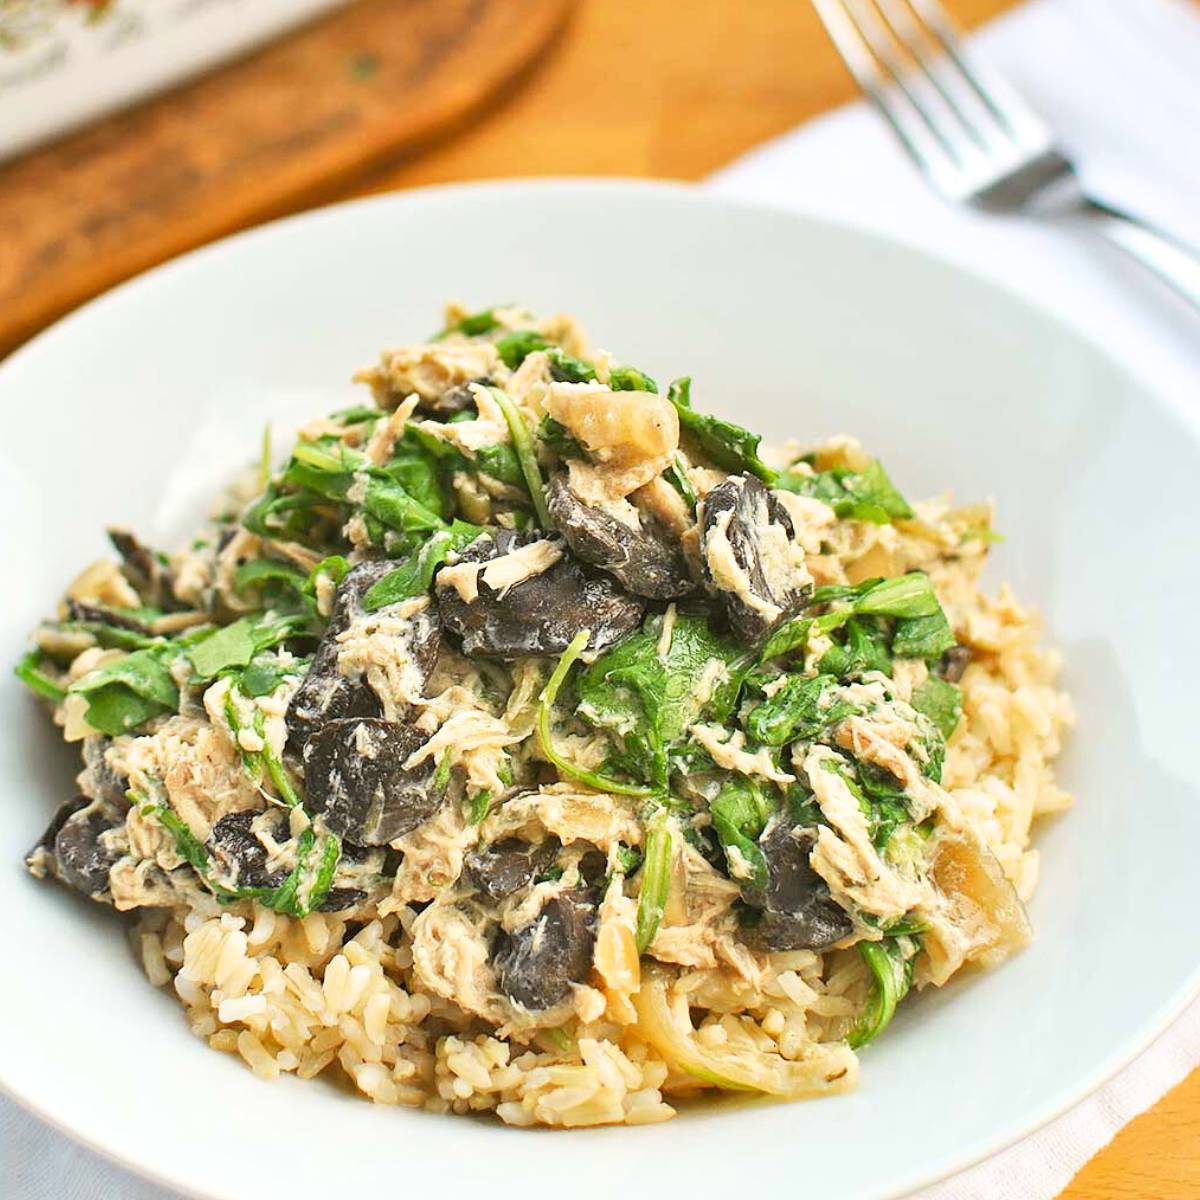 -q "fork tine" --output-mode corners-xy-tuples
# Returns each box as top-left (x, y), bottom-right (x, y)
(873, 0), (1005, 154)
(903, 0), (1054, 150)
(846, 0), (993, 167)
(812, 0), (965, 189)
